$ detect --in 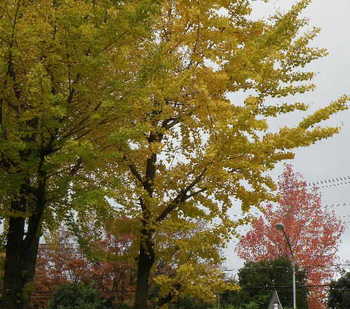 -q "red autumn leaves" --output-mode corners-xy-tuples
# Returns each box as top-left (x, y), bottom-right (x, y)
(236, 165), (344, 309)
